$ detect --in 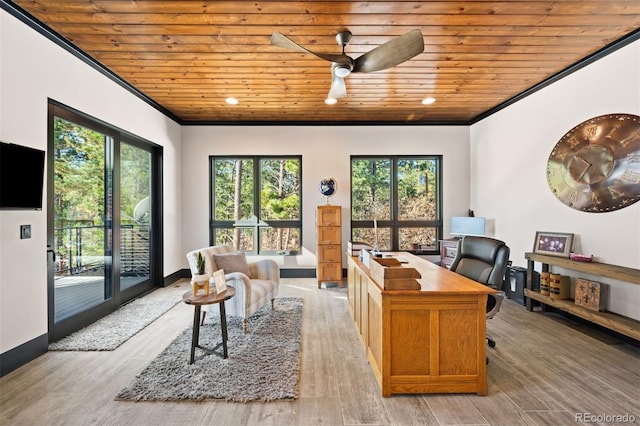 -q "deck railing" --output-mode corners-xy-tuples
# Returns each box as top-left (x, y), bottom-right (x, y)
(54, 224), (149, 277)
